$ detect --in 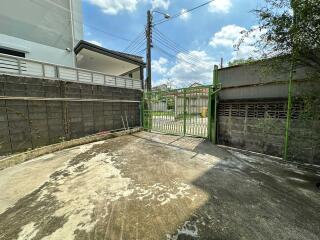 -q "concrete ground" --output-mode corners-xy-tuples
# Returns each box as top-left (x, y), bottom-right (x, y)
(0, 131), (319, 240)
